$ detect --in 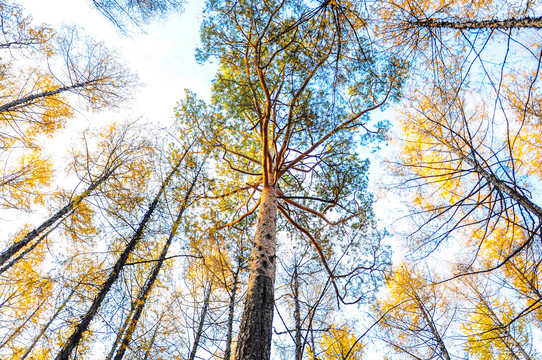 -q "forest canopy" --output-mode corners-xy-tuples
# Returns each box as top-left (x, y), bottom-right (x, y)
(1, 0), (541, 359)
